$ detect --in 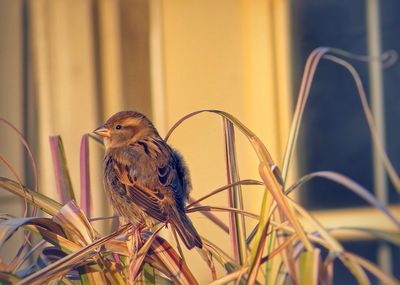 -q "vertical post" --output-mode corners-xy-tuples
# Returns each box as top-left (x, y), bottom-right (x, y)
(149, 0), (167, 135)
(366, 0), (391, 280)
